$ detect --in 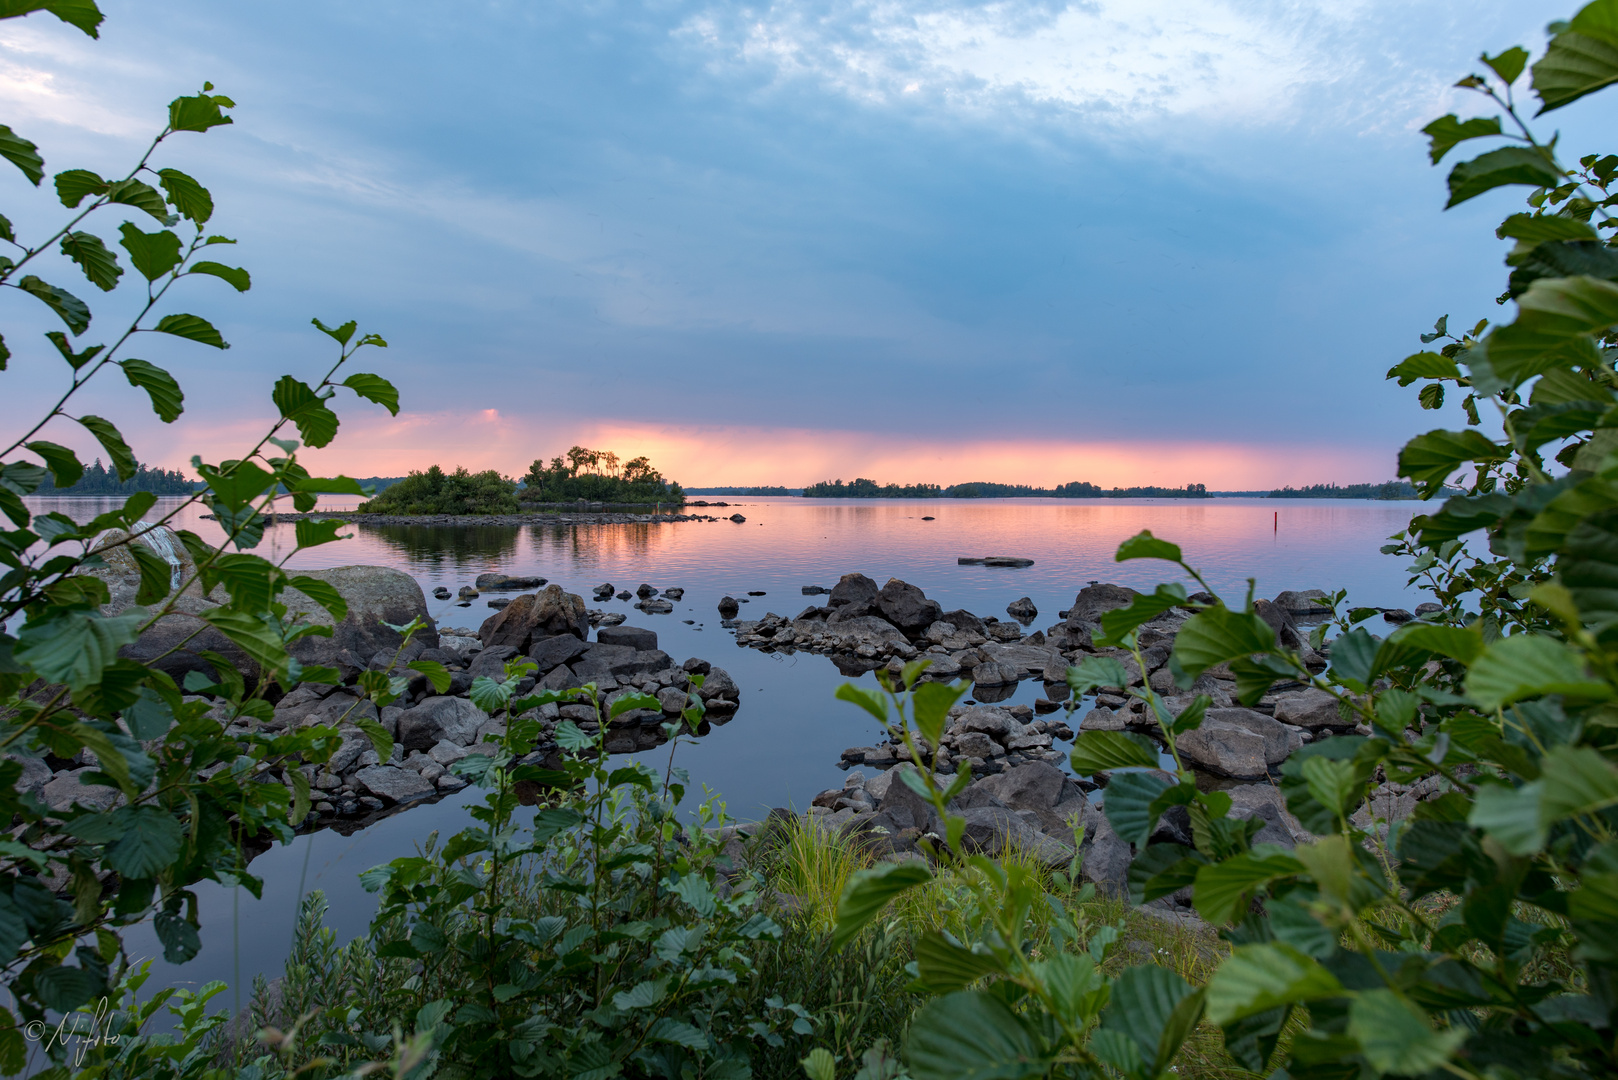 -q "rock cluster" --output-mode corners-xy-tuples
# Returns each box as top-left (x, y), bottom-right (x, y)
(840, 703), (1073, 776)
